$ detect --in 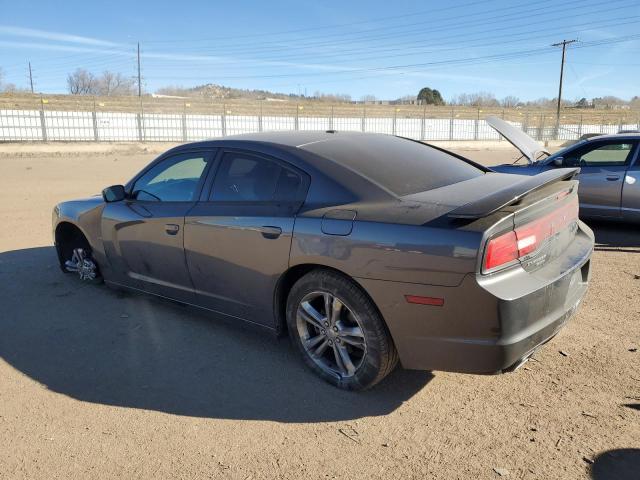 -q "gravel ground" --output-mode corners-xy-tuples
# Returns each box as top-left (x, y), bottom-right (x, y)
(0, 143), (638, 480)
